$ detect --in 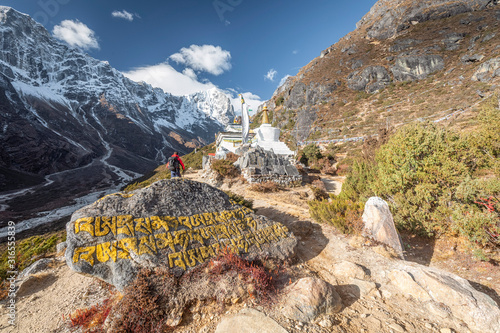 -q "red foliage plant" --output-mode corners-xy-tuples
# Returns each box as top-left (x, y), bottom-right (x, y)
(66, 298), (113, 332)
(208, 247), (280, 303)
(474, 196), (500, 243)
(475, 196), (500, 215)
